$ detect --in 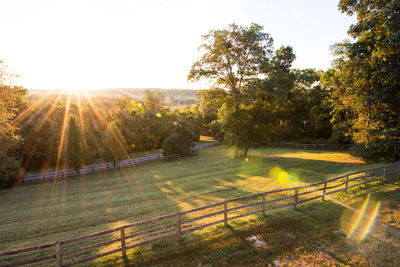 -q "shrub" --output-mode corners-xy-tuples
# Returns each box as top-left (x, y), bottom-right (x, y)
(0, 157), (21, 188)
(350, 142), (388, 163)
(162, 135), (181, 156)
(162, 121), (195, 156)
